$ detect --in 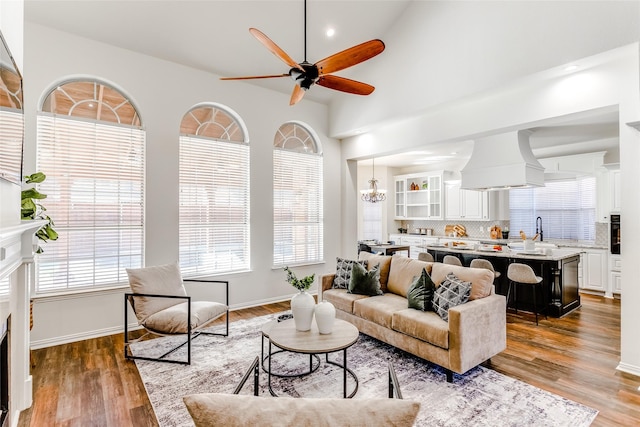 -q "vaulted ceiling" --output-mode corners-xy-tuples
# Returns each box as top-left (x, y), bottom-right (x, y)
(24, 1), (639, 163)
